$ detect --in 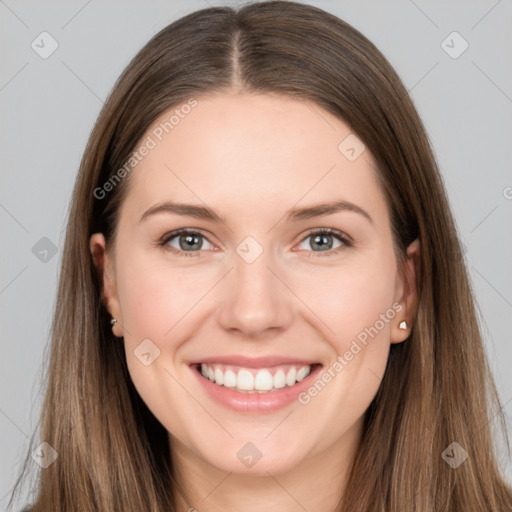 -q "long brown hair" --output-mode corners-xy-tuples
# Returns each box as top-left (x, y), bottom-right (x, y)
(8, 2), (512, 510)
